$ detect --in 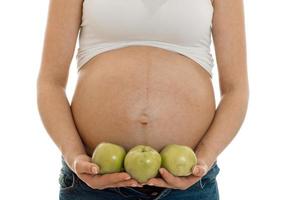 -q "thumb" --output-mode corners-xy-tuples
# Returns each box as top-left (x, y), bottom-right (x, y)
(89, 162), (100, 175)
(74, 155), (100, 175)
(79, 160), (100, 175)
(192, 164), (208, 177)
